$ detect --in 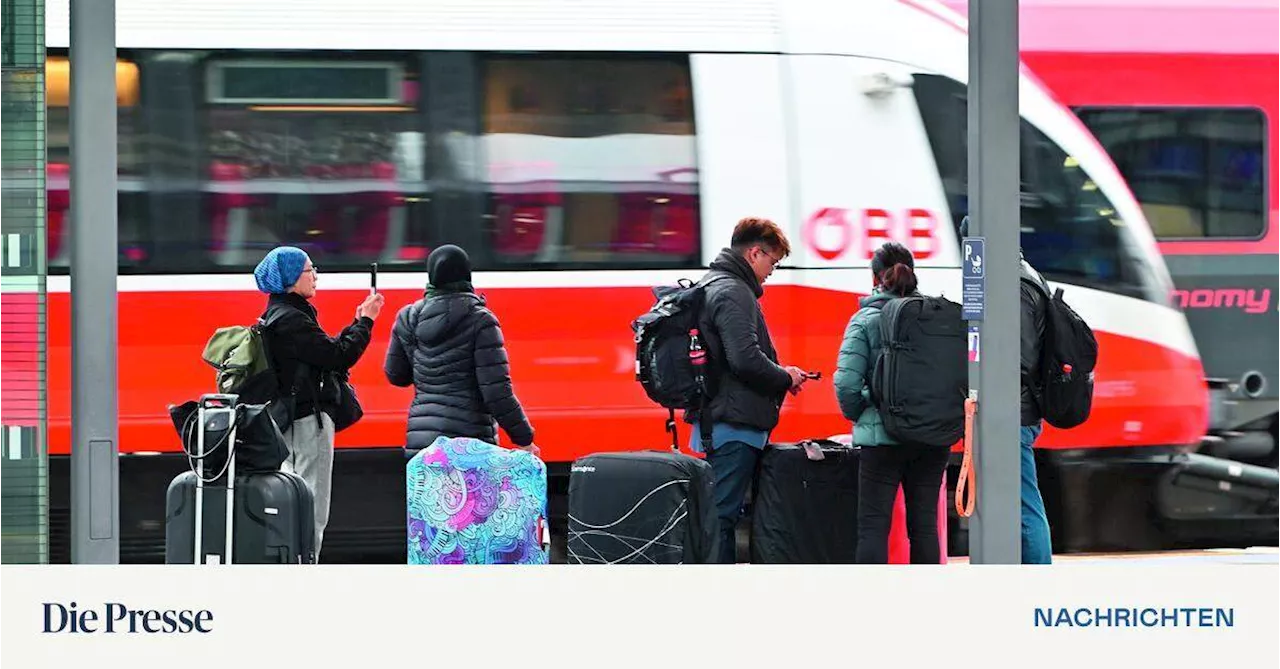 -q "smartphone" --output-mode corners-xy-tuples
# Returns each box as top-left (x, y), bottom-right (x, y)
(369, 262), (378, 294)
(804, 371), (823, 380)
